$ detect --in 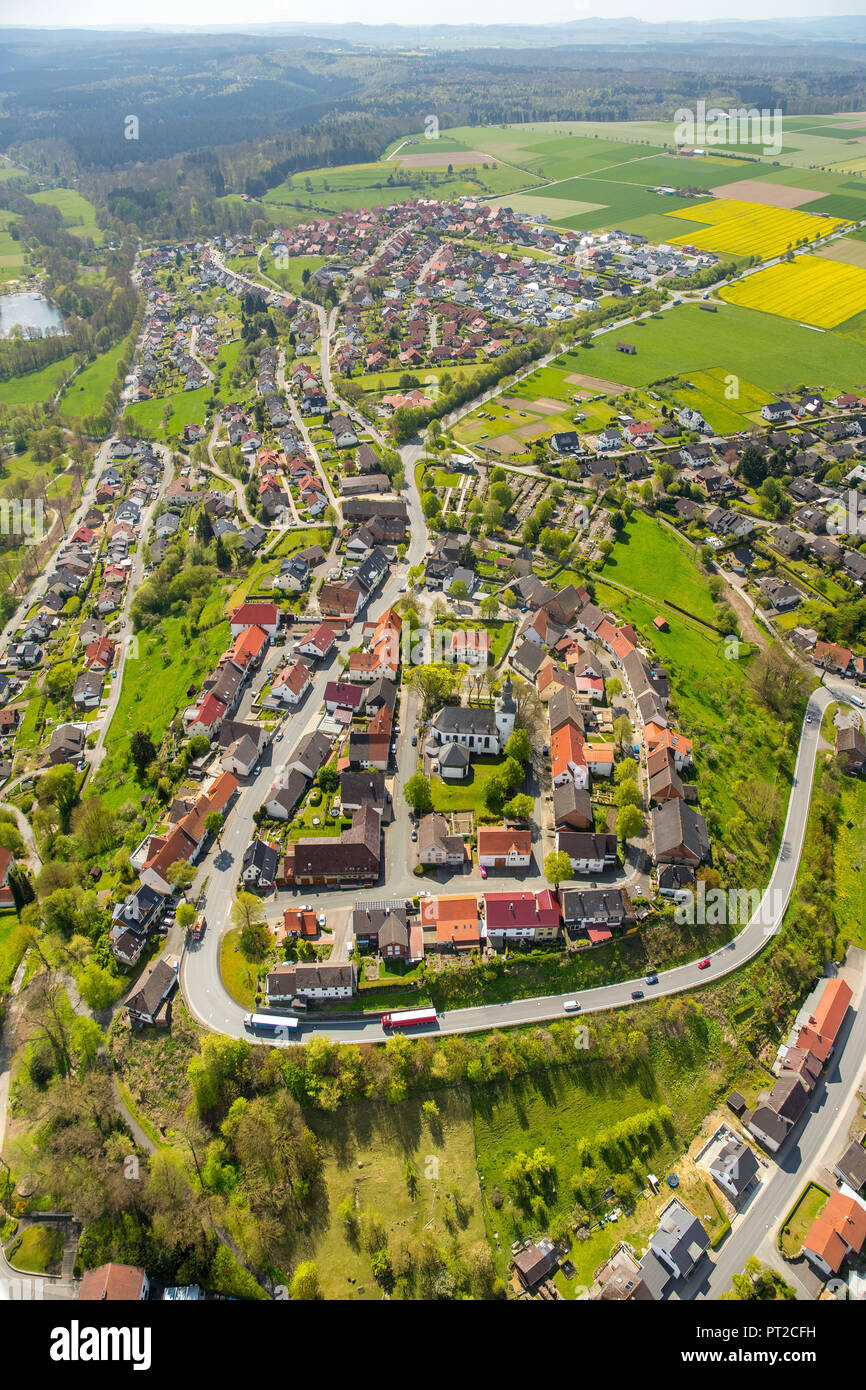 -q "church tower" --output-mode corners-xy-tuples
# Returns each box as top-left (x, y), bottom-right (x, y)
(495, 675), (517, 746)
